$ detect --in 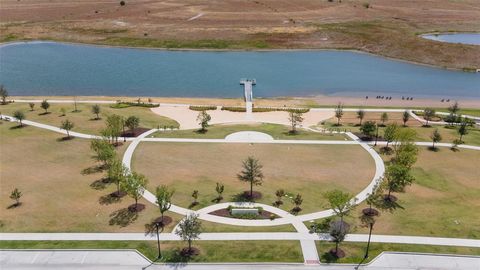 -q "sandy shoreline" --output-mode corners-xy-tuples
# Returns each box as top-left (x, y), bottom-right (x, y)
(11, 95), (480, 109)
